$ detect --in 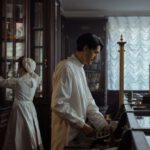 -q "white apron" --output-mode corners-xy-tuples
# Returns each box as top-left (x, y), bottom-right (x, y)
(0, 74), (44, 150)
